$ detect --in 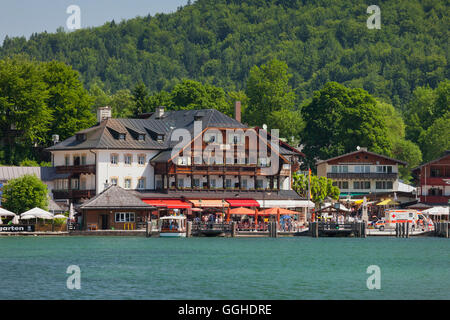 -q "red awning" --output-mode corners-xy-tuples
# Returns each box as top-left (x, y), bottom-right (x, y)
(162, 200), (192, 209)
(142, 199), (191, 209)
(226, 199), (260, 207)
(143, 200), (167, 207)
